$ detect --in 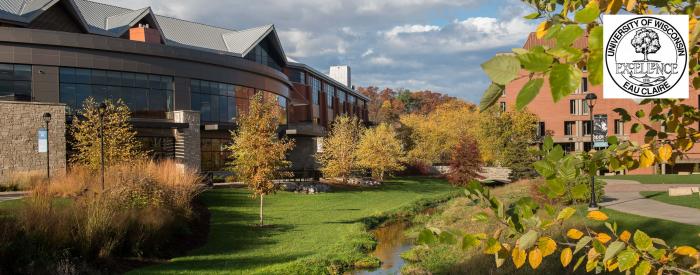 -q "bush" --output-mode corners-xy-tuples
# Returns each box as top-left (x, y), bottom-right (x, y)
(0, 160), (203, 273)
(446, 136), (483, 186)
(568, 173), (605, 204)
(0, 170), (45, 191)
